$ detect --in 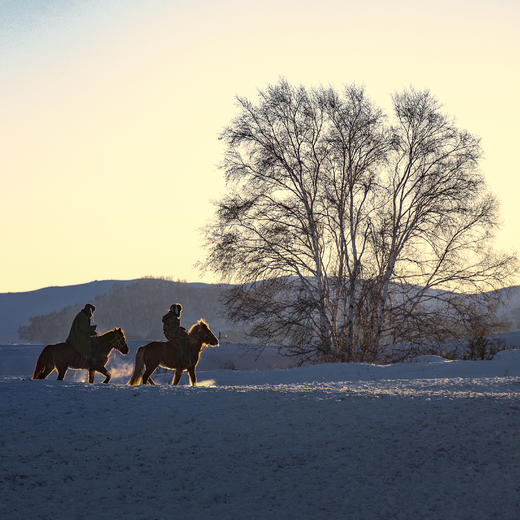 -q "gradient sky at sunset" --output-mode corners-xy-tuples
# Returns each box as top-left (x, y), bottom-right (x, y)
(1, 0), (519, 292)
